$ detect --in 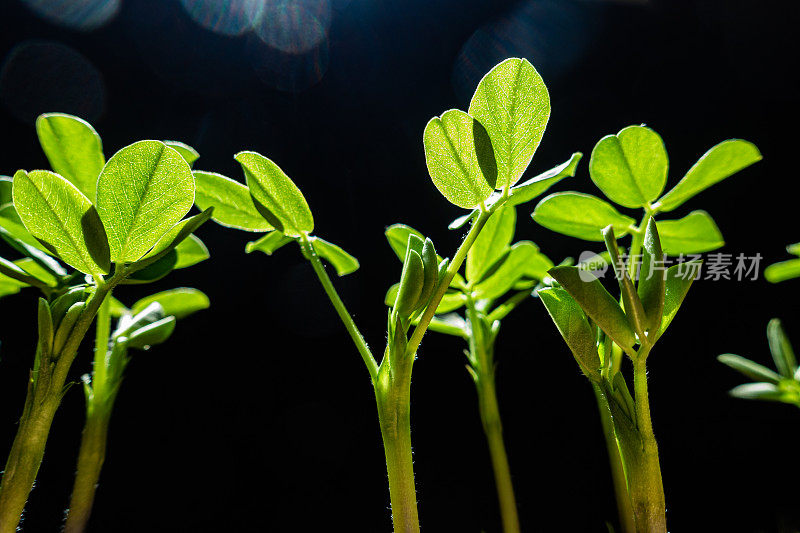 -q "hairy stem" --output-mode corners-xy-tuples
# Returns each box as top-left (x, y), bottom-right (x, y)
(0, 277), (118, 533)
(593, 384), (636, 533)
(63, 411), (110, 533)
(629, 354), (666, 533)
